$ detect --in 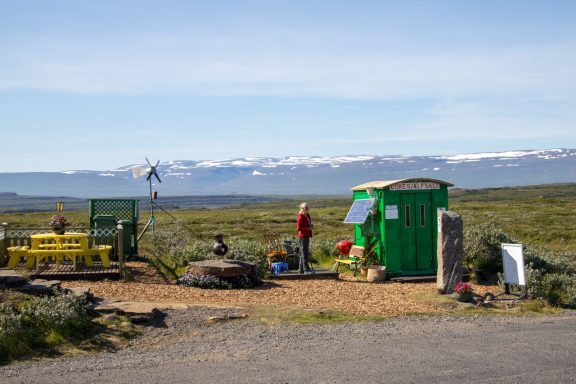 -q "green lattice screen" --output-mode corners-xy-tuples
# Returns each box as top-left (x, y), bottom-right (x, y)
(88, 199), (140, 256)
(88, 199), (140, 226)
